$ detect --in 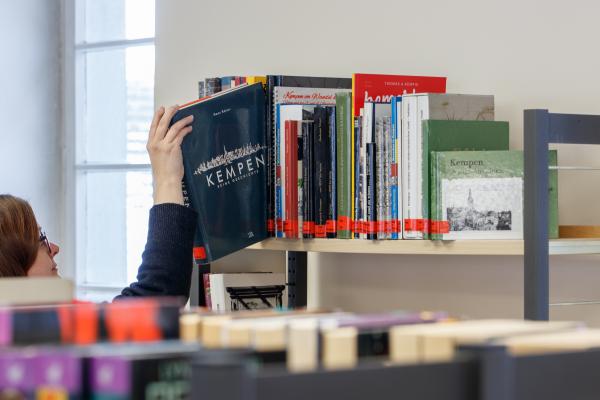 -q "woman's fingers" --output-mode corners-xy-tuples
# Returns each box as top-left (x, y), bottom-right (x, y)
(165, 115), (194, 143)
(148, 106), (165, 142)
(154, 105), (179, 141)
(173, 125), (194, 146)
